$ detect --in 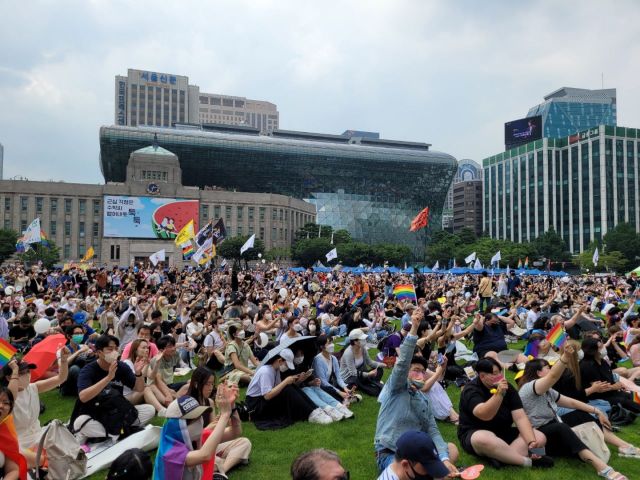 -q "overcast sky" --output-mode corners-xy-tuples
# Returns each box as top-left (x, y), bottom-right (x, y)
(1, 0), (639, 183)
